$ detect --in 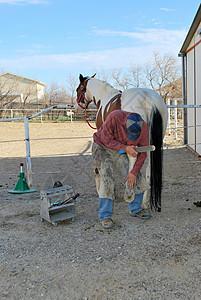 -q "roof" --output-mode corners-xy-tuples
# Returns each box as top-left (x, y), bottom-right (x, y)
(0, 72), (46, 86)
(179, 4), (201, 54)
